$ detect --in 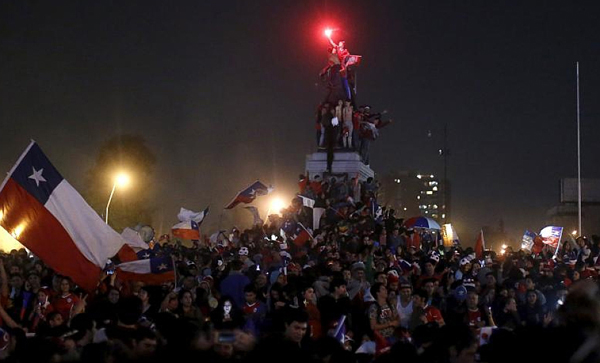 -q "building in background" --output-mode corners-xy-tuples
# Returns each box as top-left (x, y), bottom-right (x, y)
(546, 178), (600, 237)
(379, 171), (451, 224)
